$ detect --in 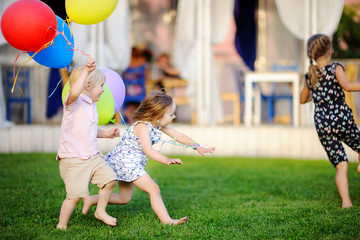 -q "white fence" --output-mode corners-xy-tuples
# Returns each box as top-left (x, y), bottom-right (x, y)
(1, 124), (358, 163)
